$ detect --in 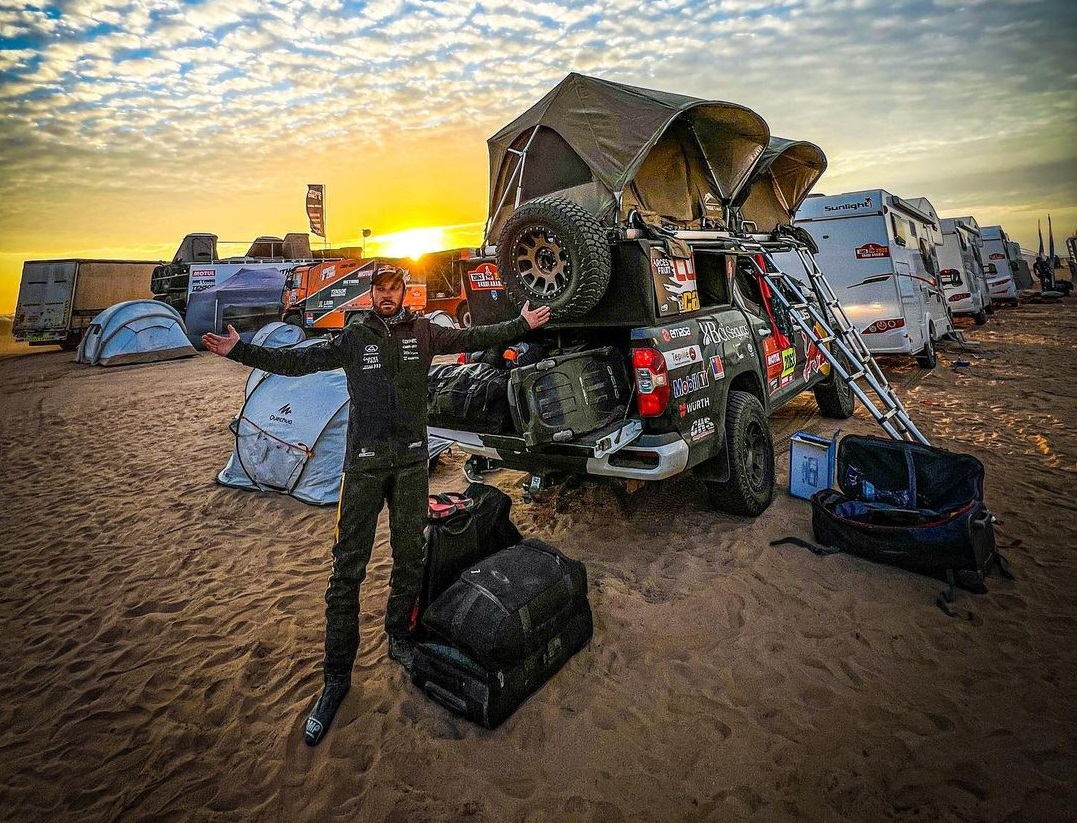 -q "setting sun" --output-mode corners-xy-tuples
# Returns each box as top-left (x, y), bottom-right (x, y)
(371, 228), (450, 260)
